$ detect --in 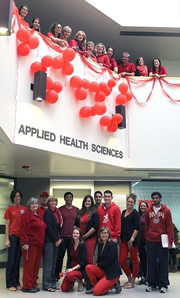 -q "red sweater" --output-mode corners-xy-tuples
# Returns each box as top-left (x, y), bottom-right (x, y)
(20, 209), (46, 246)
(97, 202), (121, 240)
(145, 204), (174, 245)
